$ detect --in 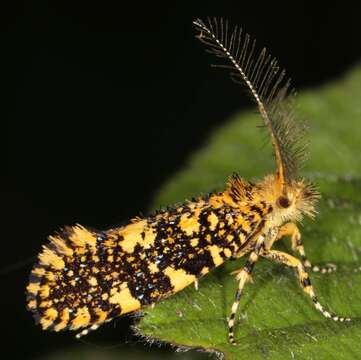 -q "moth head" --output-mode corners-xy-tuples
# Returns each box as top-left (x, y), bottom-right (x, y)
(260, 175), (320, 225)
(276, 179), (320, 223)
